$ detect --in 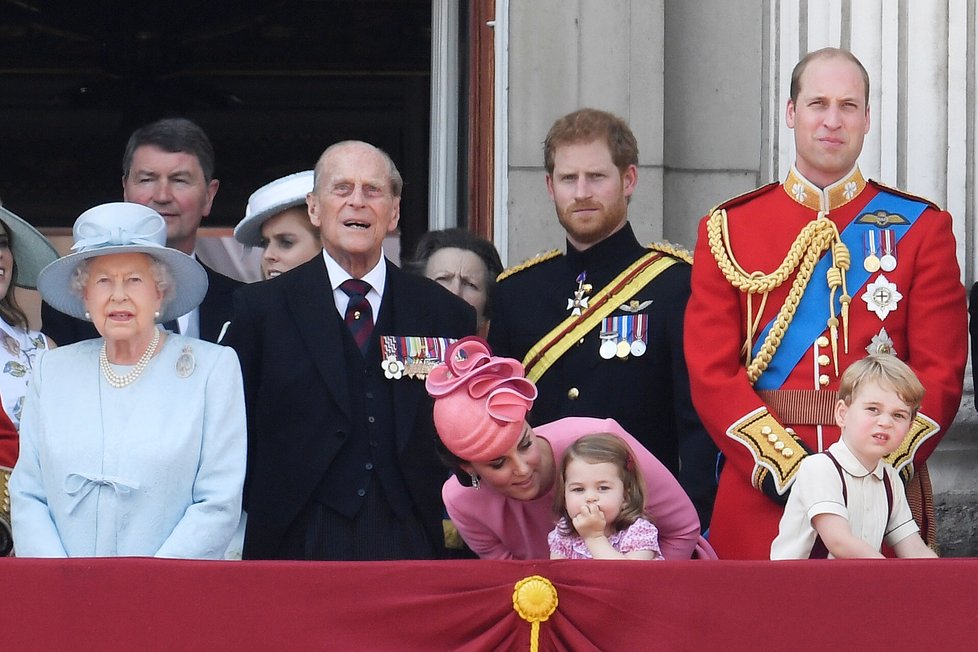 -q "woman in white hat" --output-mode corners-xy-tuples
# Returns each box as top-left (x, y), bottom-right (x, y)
(9, 202), (246, 558)
(0, 203), (59, 555)
(234, 170), (321, 280)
